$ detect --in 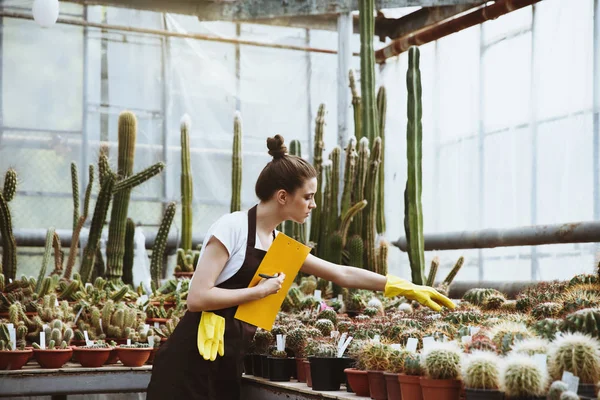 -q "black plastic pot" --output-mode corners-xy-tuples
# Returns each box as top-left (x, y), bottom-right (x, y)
(260, 354), (270, 379)
(287, 357), (297, 379)
(309, 357), (341, 391)
(268, 357), (290, 382)
(579, 383), (597, 398)
(252, 354), (262, 377)
(337, 357), (356, 391)
(243, 354), (254, 375)
(465, 388), (505, 400)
